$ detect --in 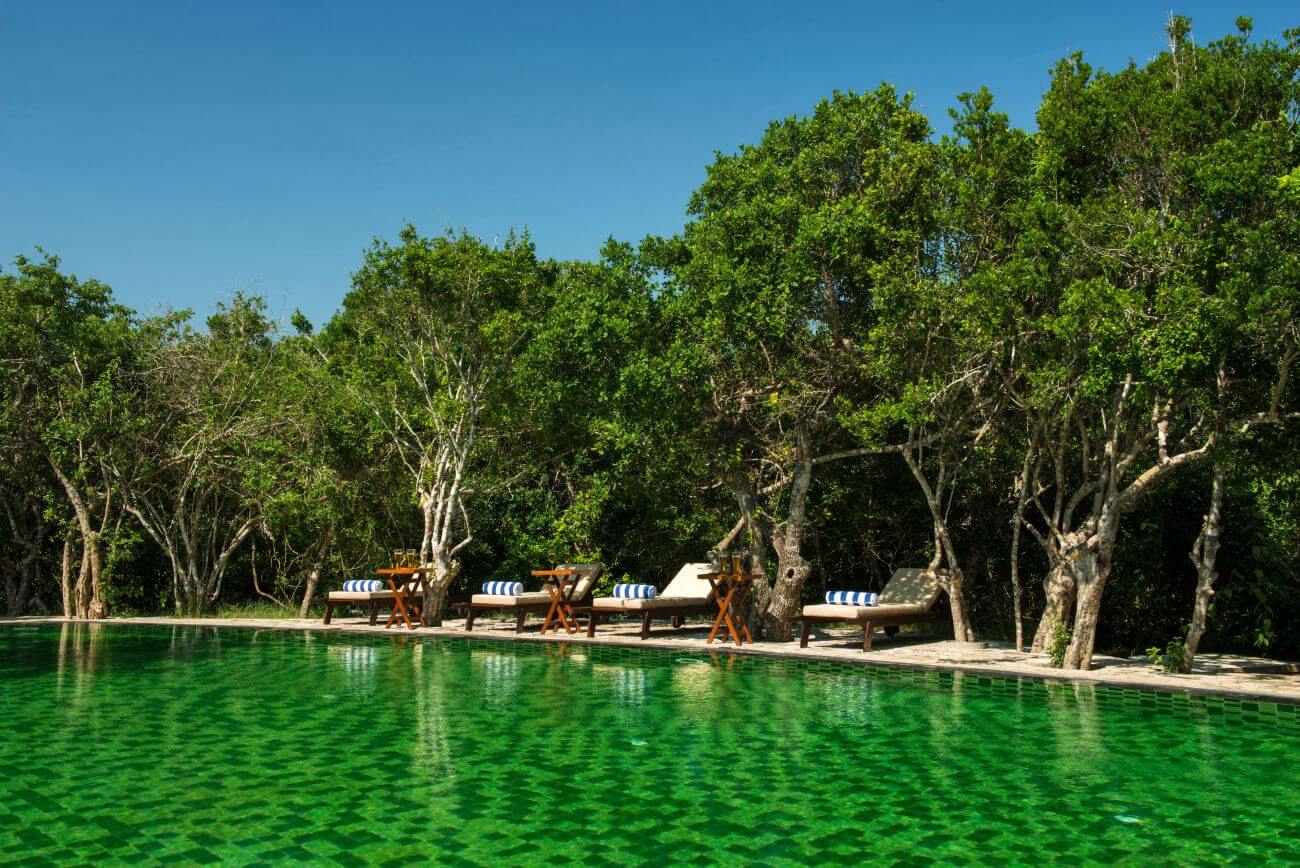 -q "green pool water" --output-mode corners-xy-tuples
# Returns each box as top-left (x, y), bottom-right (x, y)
(0, 625), (1296, 865)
